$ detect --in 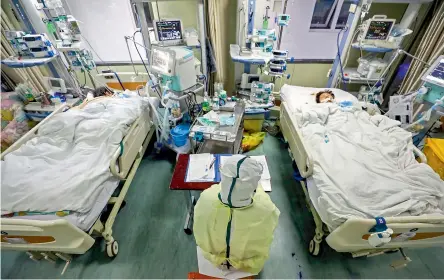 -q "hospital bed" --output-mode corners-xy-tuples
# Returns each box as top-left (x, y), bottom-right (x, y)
(1, 98), (155, 261)
(279, 85), (444, 266)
